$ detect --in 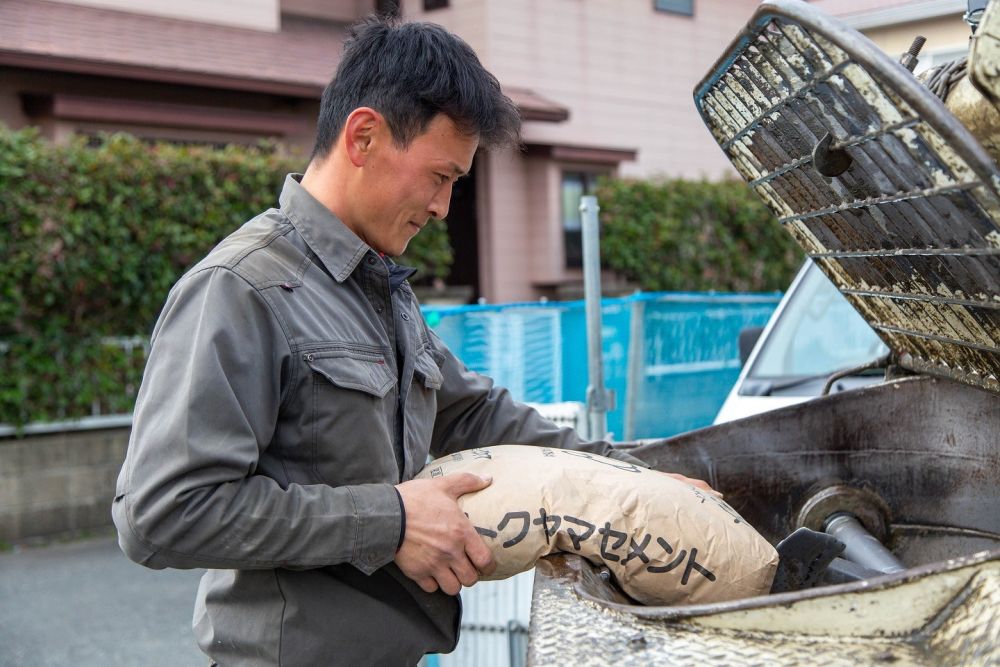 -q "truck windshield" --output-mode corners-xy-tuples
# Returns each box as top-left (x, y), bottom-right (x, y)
(748, 261), (888, 381)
